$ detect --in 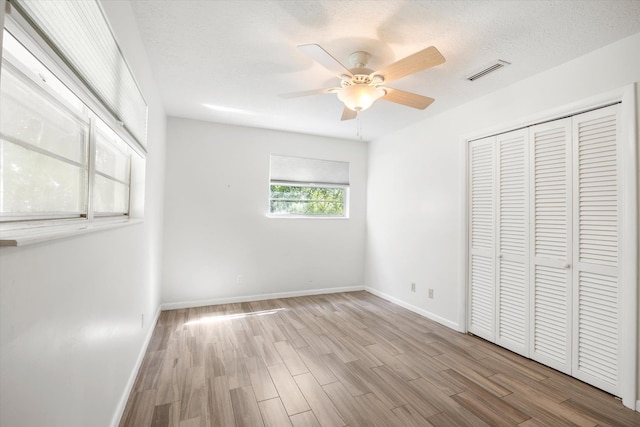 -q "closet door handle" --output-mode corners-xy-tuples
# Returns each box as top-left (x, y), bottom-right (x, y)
(563, 262), (571, 269)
